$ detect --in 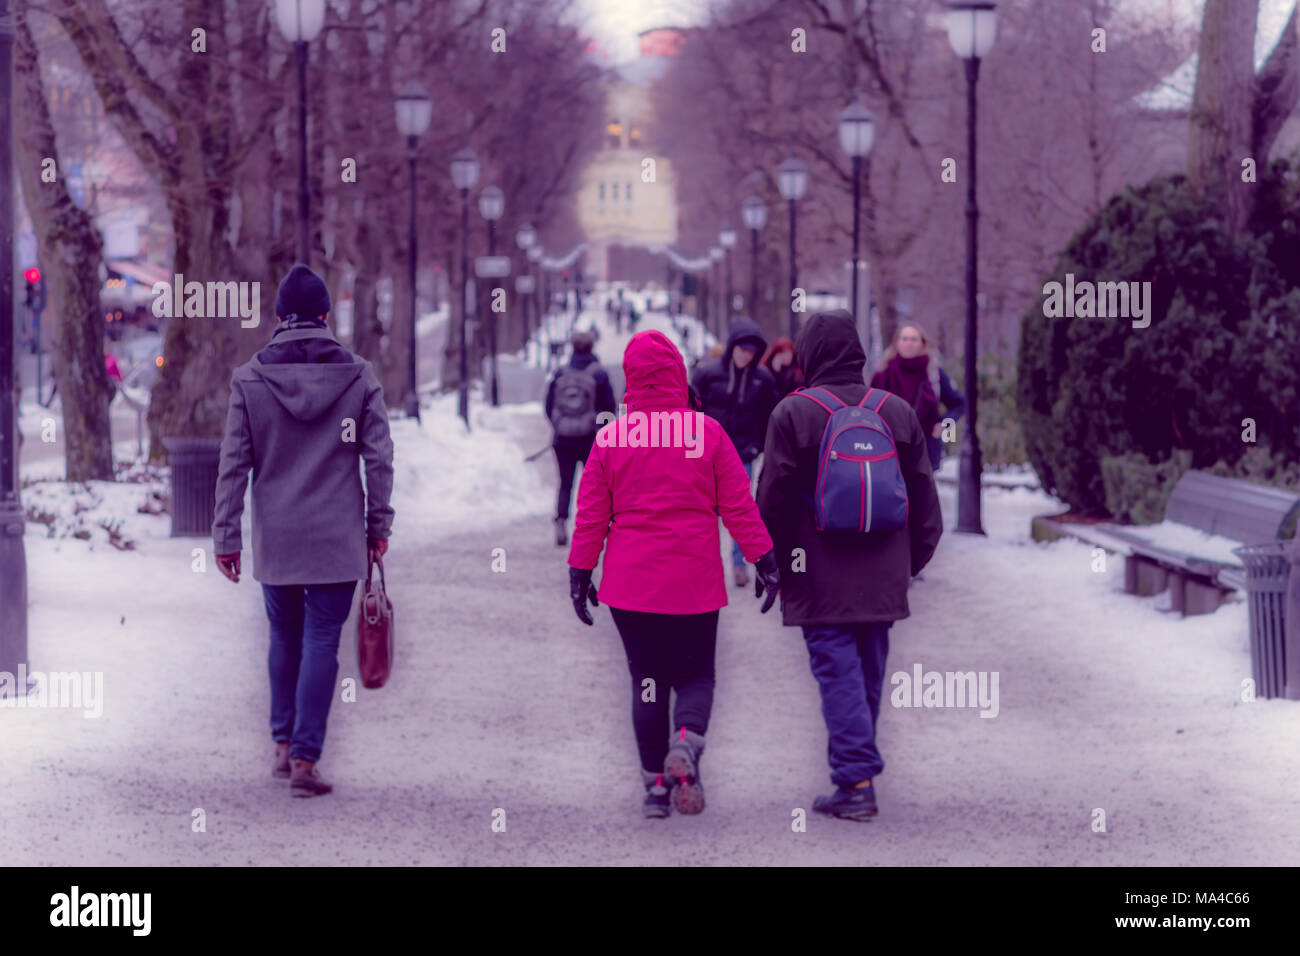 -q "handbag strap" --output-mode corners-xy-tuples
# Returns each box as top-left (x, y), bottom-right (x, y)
(367, 555), (387, 596)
